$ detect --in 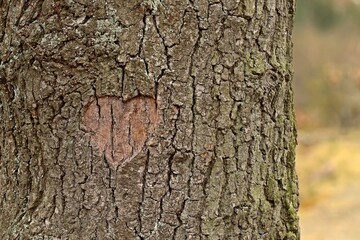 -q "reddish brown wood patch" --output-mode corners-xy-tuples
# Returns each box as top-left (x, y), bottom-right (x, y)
(83, 96), (158, 167)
